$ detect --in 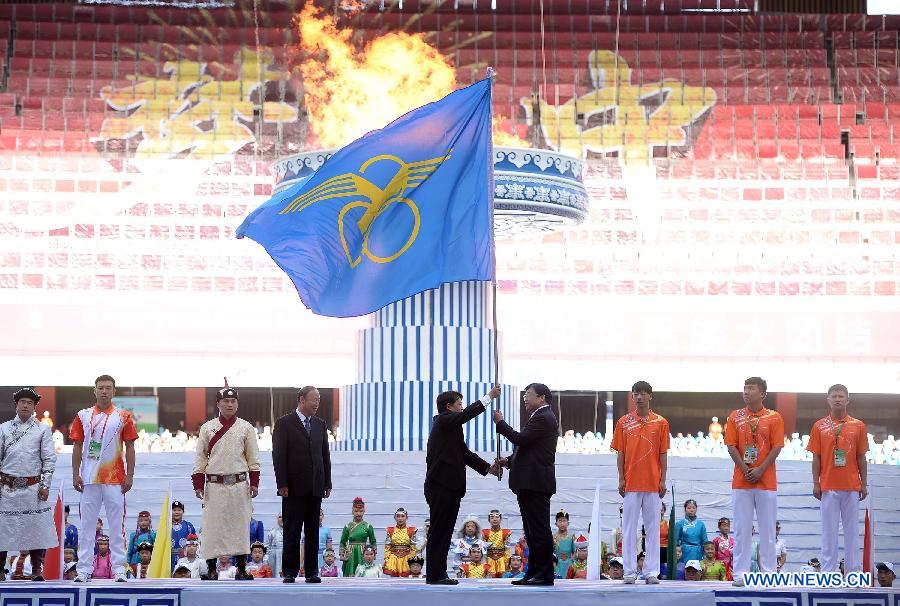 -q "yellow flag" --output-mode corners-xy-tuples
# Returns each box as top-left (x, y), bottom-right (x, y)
(148, 487), (172, 578)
